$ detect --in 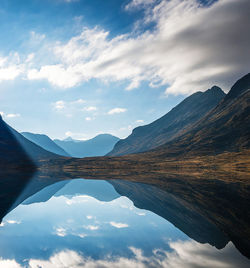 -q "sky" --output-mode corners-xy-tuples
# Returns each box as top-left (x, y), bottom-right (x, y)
(0, 0), (249, 140)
